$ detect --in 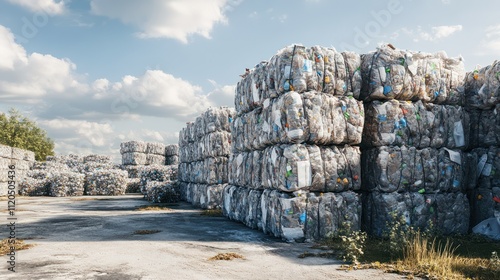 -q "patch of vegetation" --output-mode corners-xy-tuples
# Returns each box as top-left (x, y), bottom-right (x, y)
(208, 252), (245, 261)
(0, 108), (54, 161)
(133, 230), (161, 235)
(200, 209), (223, 217)
(135, 204), (175, 211)
(306, 213), (500, 279)
(0, 239), (34, 255)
